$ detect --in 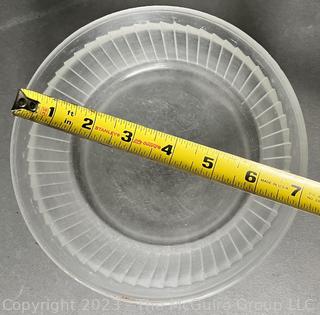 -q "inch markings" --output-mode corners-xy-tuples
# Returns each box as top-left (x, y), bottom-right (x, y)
(12, 88), (320, 217)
